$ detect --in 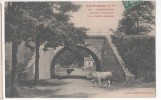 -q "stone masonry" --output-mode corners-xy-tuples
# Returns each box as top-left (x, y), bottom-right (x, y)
(23, 35), (134, 81)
